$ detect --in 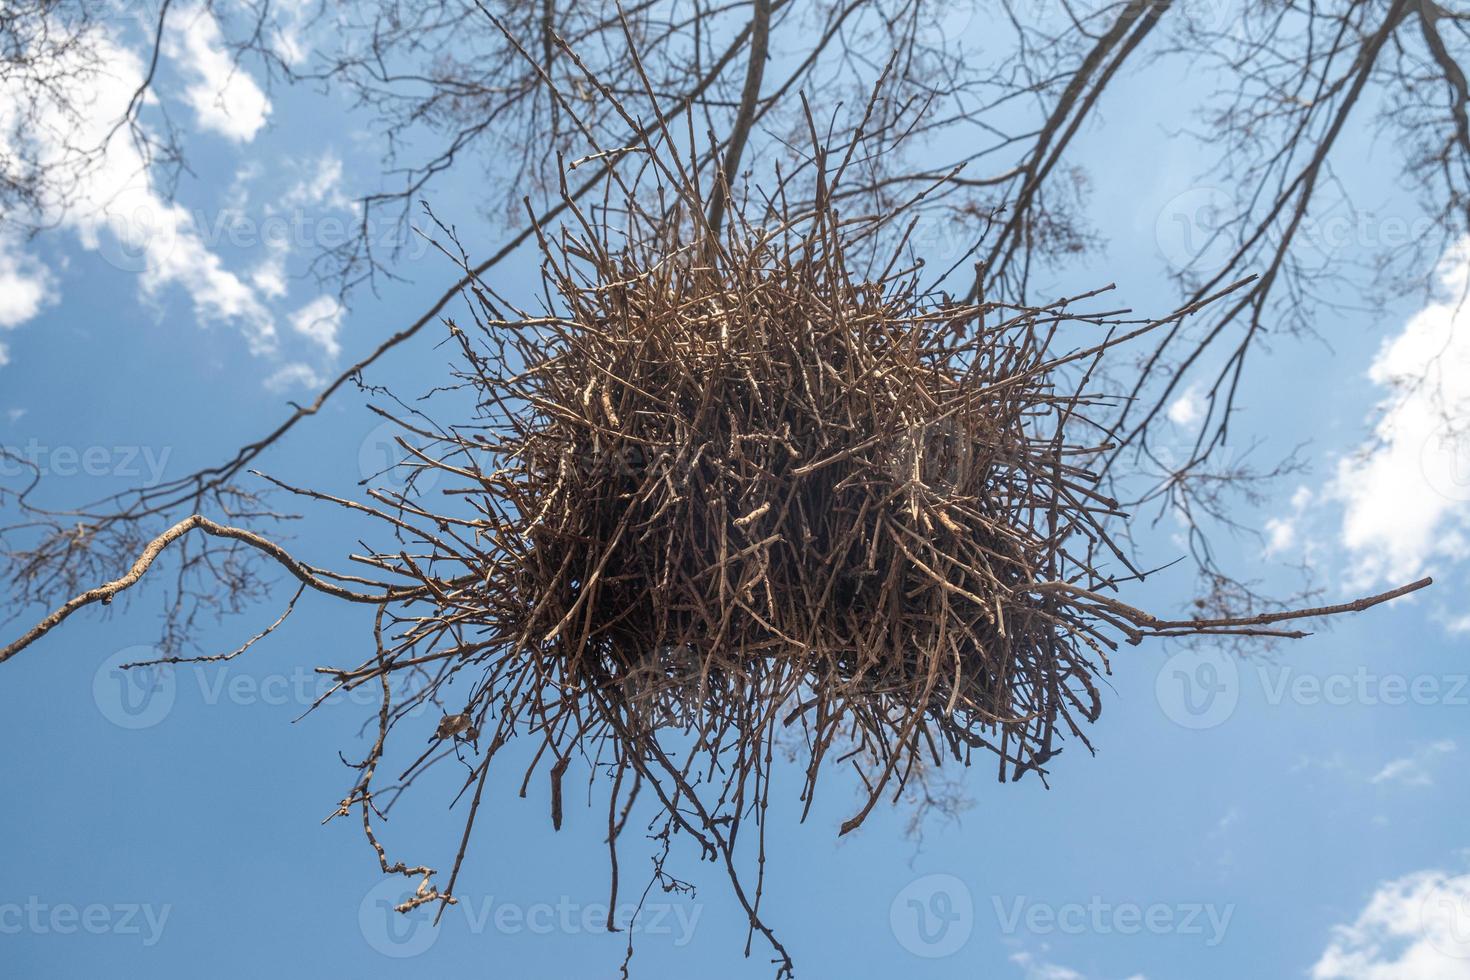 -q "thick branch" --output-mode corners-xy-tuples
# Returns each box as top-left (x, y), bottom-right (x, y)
(706, 0), (771, 235)
(0, 515), (406, 665)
